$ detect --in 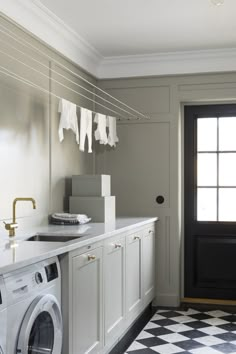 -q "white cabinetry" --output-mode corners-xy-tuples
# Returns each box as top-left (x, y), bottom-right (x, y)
(60, 221), (156, 354)
(71, 247), (103, 354)
(143, 225), (155, 306)
(126, 231), (142, 321)
(104, 235), (125, 348)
